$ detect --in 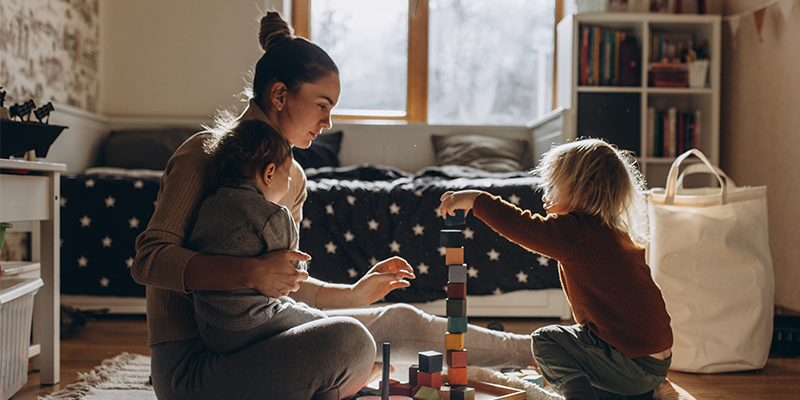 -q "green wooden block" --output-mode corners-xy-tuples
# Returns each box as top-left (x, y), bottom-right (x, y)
(450, 386), (475, 400)
(413, 385), (440, 400)
(447, 298), (466, 318)
(448, 316), (468, 333)
(440, 230), (463, 247)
